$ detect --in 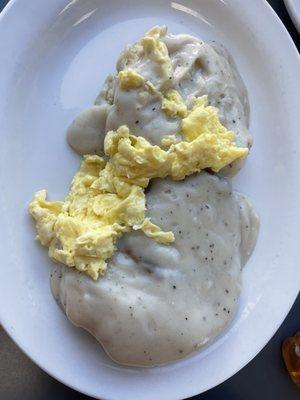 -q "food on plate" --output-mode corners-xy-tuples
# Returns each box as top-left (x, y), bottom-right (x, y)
(29, 26), (259, 366)
(51, 172), (258, 366)
(30, 103), (247, 280)
(67, 26), (251, 174)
